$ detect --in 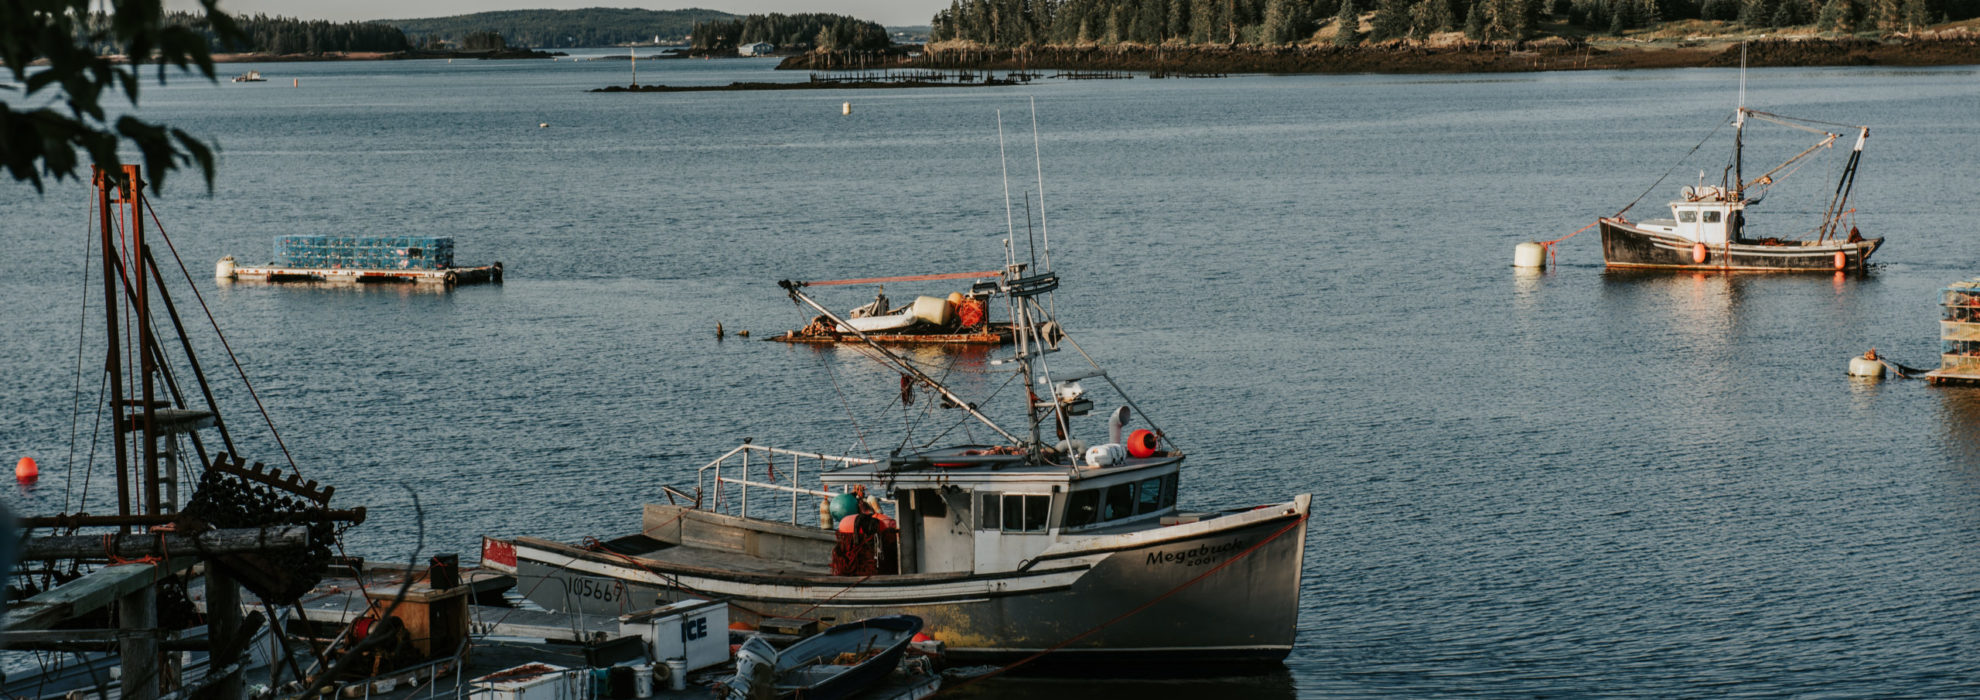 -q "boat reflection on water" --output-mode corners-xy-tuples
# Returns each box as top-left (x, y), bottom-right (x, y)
(1934, 390), (1980, 469)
